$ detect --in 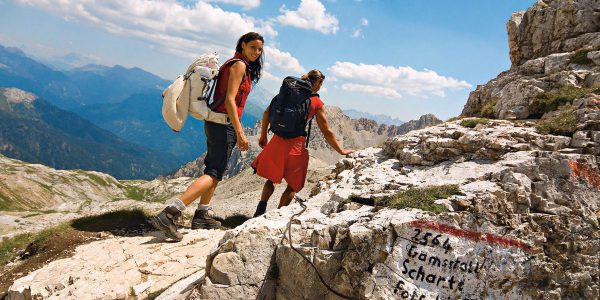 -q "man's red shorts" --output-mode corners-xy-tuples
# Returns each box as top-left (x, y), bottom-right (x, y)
(251, 135), (309, 192)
